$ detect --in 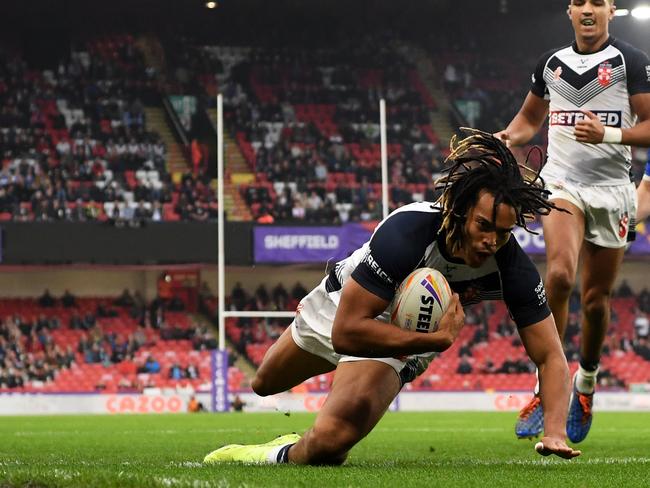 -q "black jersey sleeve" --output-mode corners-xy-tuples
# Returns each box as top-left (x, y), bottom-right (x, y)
(351, 209), (440, 301)
(494, 235), (551, 328)
(616, 39), (650, 95)
(530, 49), (555, 99)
